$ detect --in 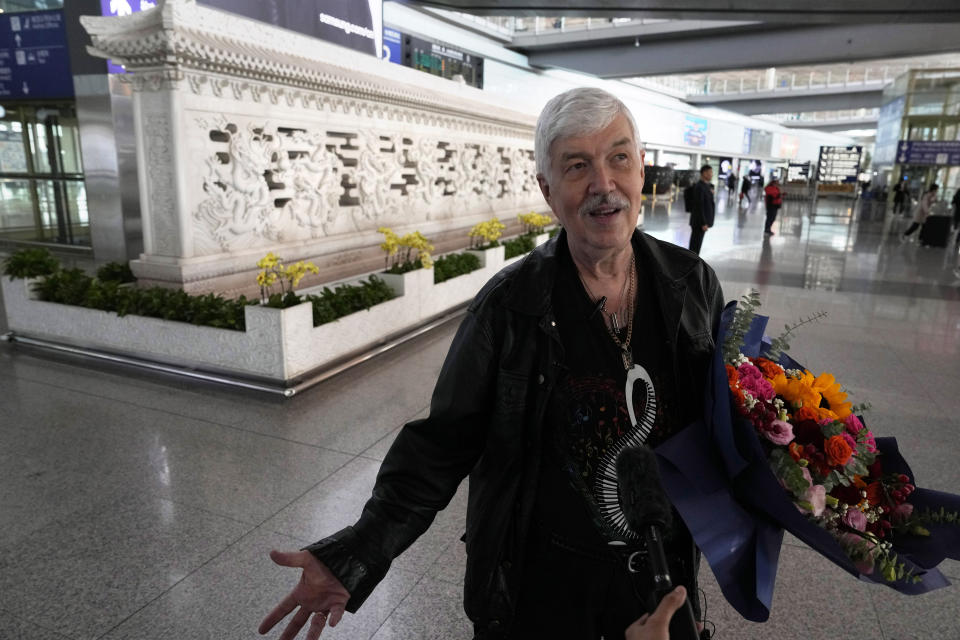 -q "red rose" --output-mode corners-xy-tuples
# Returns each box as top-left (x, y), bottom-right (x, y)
(794, 420), (822, 446)
(825, 435), (853, 466)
